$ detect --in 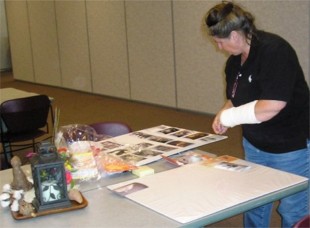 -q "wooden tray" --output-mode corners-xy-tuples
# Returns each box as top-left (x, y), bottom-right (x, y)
(12, 194), (88, 220)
